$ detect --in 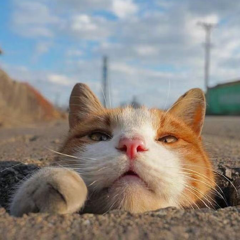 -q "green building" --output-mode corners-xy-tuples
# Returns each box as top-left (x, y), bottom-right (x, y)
(206, 80), (240, 115)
